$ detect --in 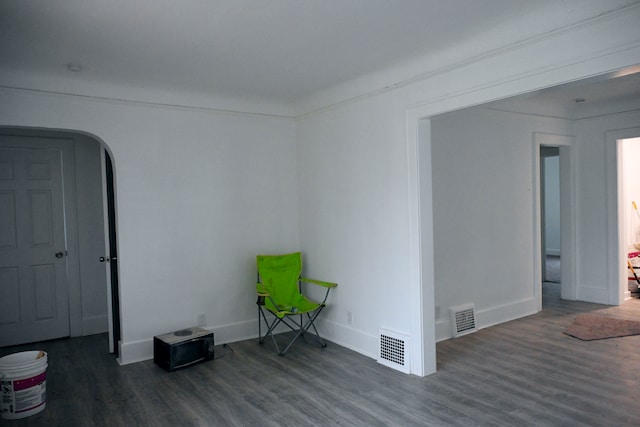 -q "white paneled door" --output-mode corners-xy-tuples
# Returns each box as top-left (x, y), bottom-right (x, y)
(0, 146), (70, 346)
